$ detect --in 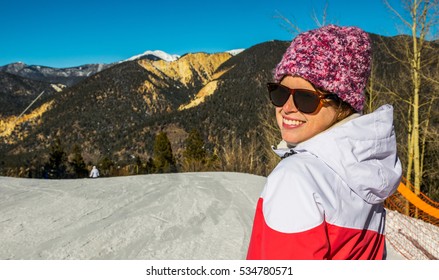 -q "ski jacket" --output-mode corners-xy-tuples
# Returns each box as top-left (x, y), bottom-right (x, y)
(90, 167), (99, 178)
(247, 105), (402, 260)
